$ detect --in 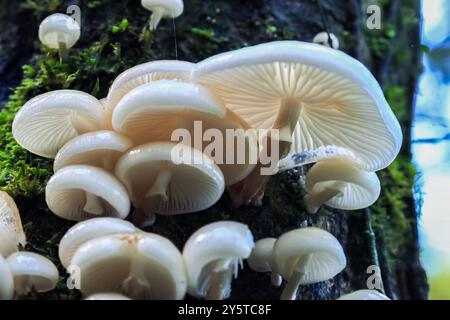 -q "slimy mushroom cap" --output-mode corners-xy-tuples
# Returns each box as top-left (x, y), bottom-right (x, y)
(39, 13), (80, 49)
